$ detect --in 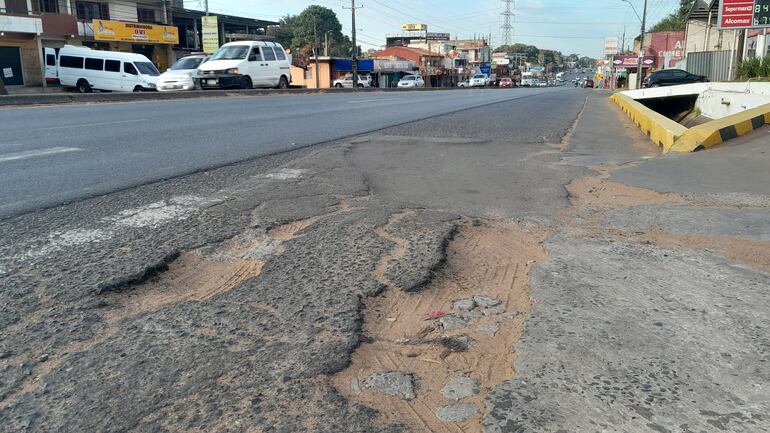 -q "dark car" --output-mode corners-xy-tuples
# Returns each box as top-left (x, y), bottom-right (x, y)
(643, 69), (707, 88)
